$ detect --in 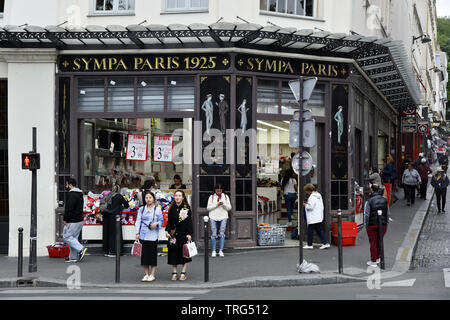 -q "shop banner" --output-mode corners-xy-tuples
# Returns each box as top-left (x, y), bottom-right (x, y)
(401, 116), (417, 133)
(417, 120), (430, 136)
(125, 134), (148, 161)
(153, 135), (173, 163)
